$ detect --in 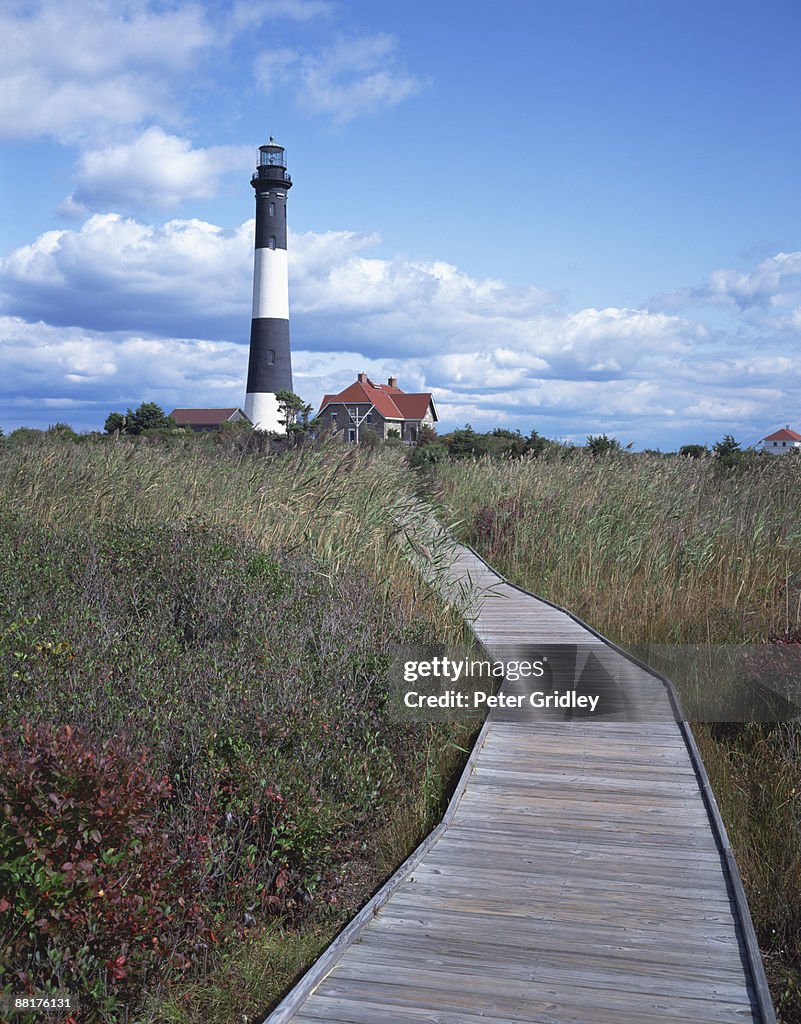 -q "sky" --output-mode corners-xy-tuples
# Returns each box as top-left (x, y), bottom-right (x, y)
(1, 0), (801, 450)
